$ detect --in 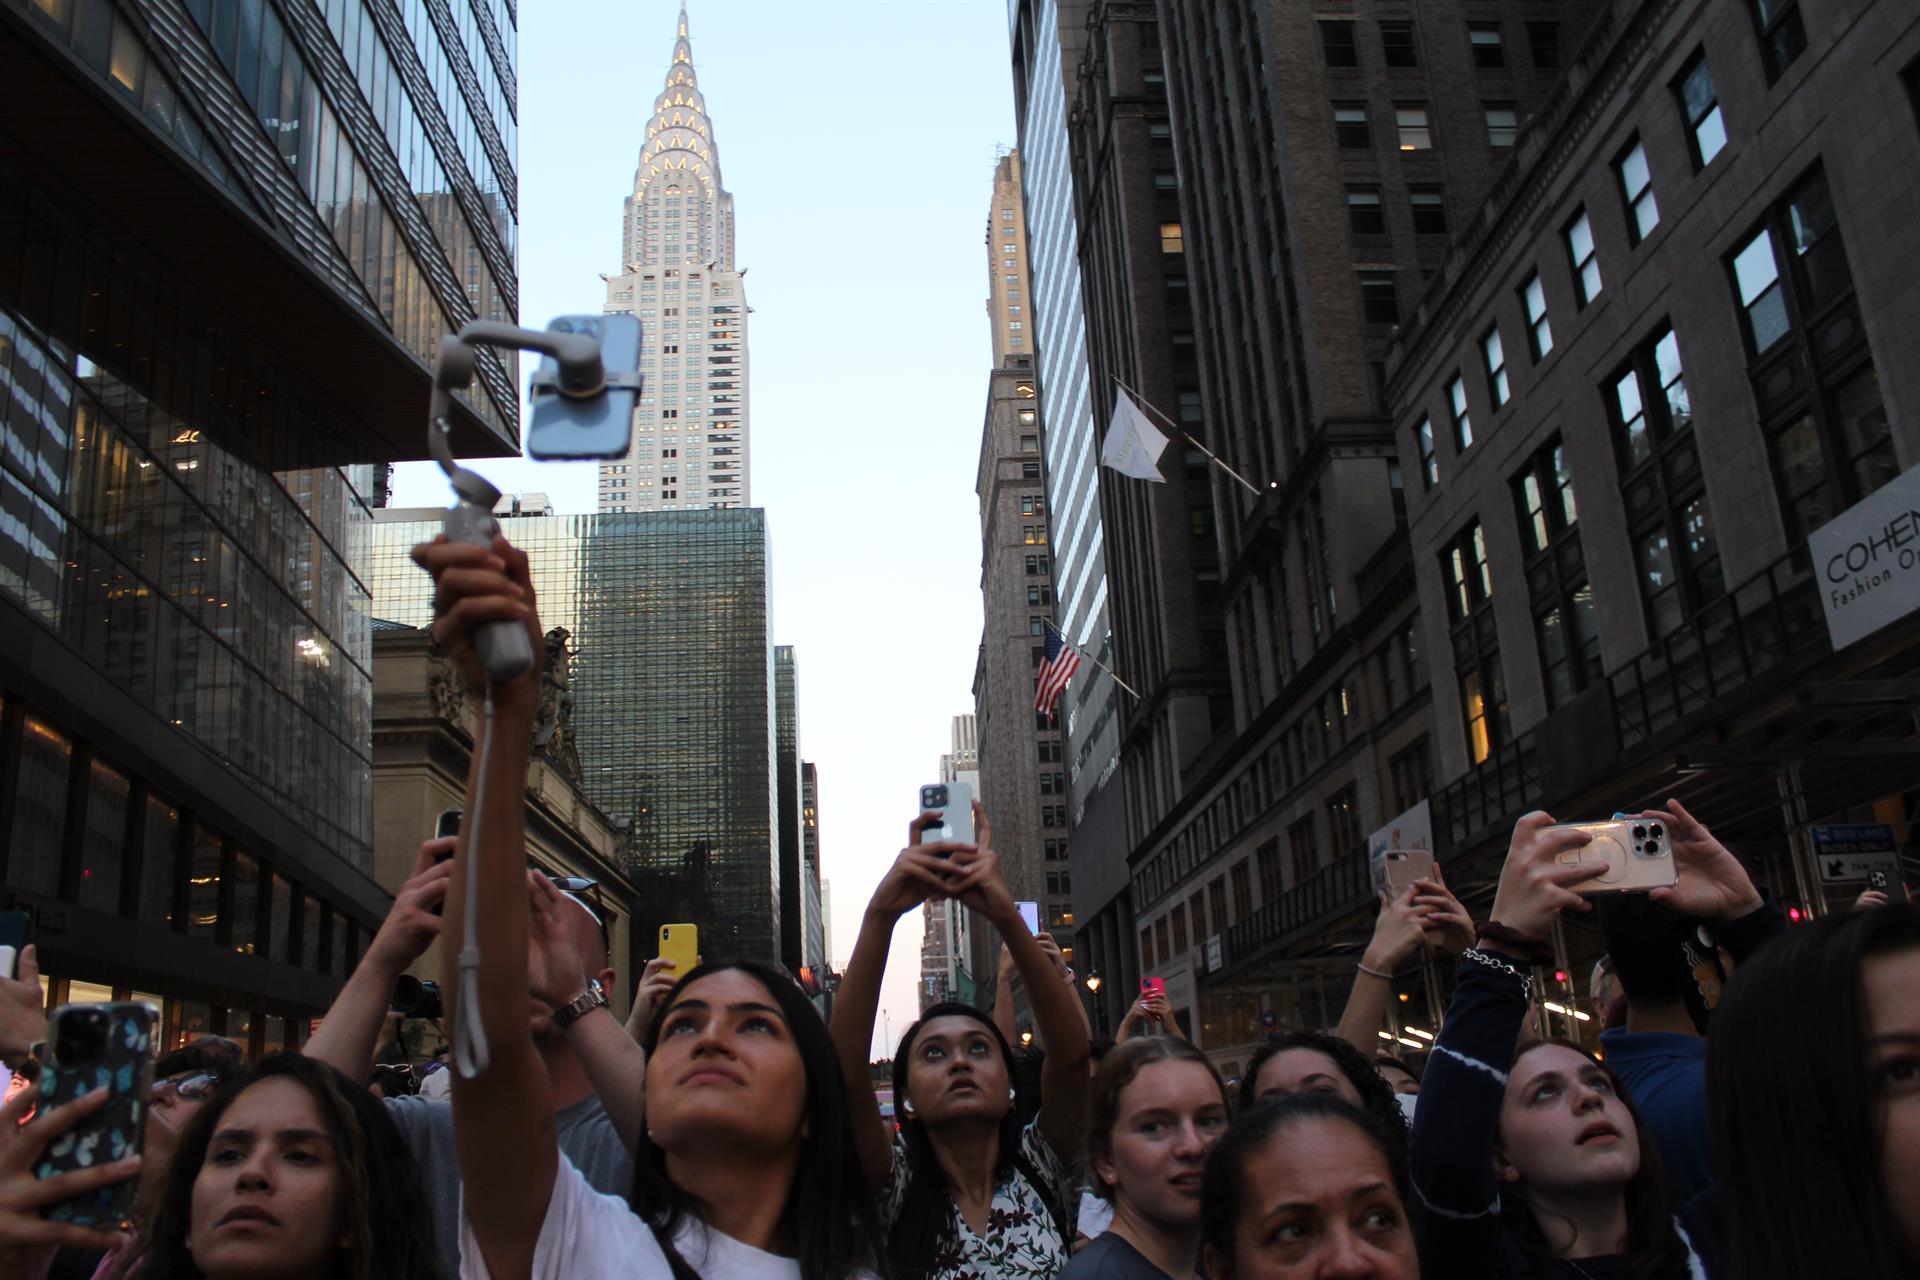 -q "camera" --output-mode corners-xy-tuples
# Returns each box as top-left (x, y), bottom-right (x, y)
(391, 974), (444, 1019)
(52, 1005), (109, 1065)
